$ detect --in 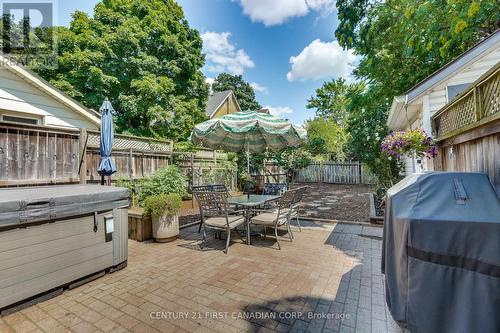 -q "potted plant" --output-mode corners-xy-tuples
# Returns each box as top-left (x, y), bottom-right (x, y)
(144, 193), (182, 242)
